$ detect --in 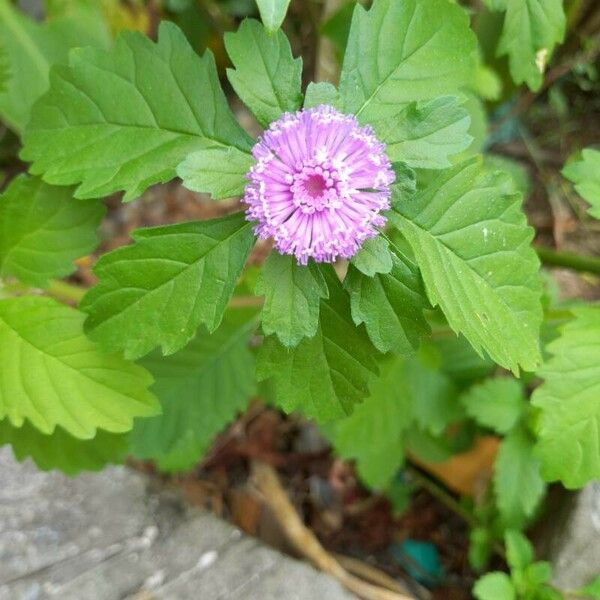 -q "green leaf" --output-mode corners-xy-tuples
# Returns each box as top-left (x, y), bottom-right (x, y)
(460, 378), (524, 434)
(473, 572), (516, 600)
(177, 146), (254, 200)
(81, 212), (255, 360)
(562, 148), (600, 219)
(495, 426), (545, 527)
(388, 157), (543, 374)
(256, 265), (379, 423)
(0, 39), (9, 93)
(375, 97), (473, 169)
(335, 346), (461, 488)
(505, 529), (534, 571)
(255, 0), (291, 32)
(482, 0), (508, 9)
(345, 246), (430, 354)
(533, 586), (563, 600)
(485, 154), (531, 196)
(405, 427), (453, 463)
(0, 296), (158, 438)
(532, 306), (600, 488)
(225, 19), (302, 127)
(304, 82), (340, 109)
(0, 175), (104, 287)
(339, 0), (477, 123)
(21, 22), (252, 201)
(497, 0), (566, 91)
(474, 63), (503, 102)
(0, 420), (128, 475)
(391, 162), (417, 200)
(350, 236), (393, 277)
(409, 349), (461, 436)
(333, 355), (411, 489)
(580, 574), (600, 599)
(435, 335), (495, 384)
(131, 307), (258, 472)
(0, 0), (110, 132)
(469, 526), (493, 572)
(524, 561), (552, 587)
(256, 253), (329, 347)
